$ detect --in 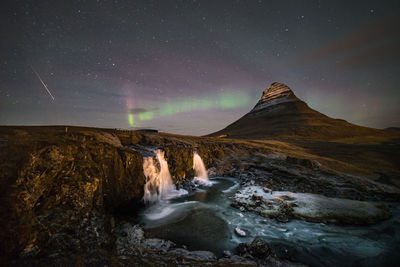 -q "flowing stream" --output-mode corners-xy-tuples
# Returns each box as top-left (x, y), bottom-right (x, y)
(139, 177), (400, 266)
